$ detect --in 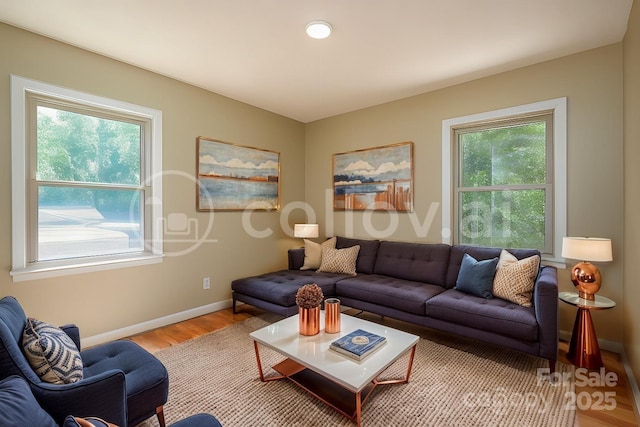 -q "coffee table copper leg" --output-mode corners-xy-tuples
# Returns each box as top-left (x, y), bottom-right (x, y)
(374, 344), (417, 385)
(254, 341), (417, 425)
(405, 344), (416, 381)
(253, 341), (285, 382)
